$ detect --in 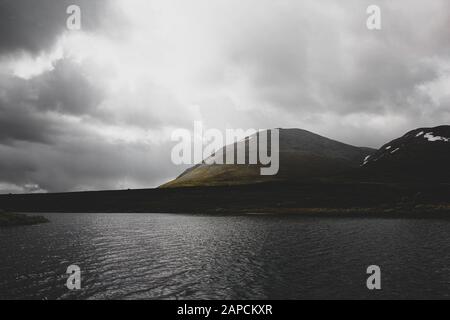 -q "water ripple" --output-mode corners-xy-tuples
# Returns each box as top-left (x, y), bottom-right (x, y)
(1, 213), (450, 299)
